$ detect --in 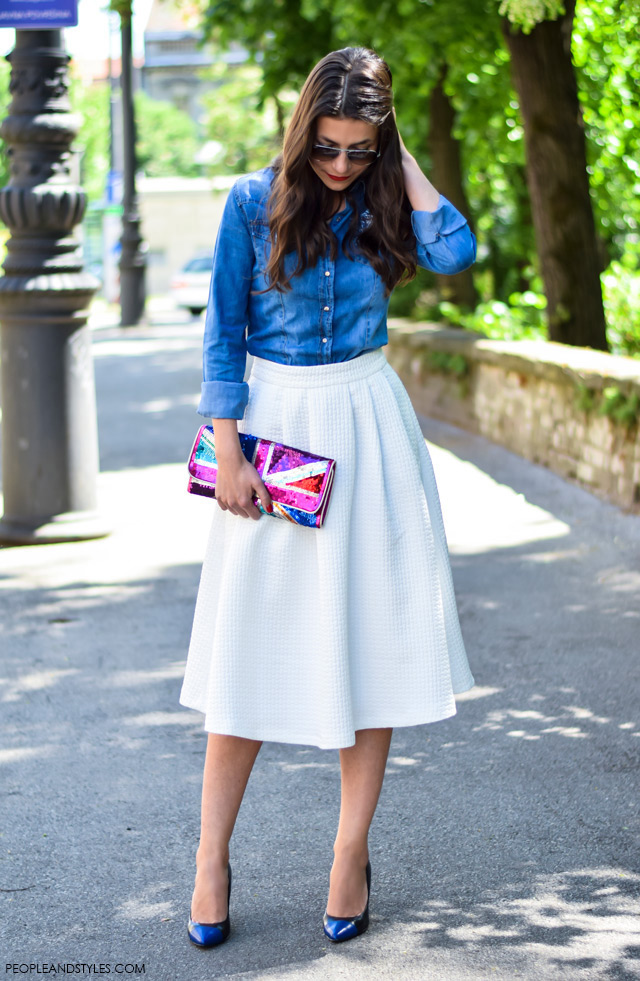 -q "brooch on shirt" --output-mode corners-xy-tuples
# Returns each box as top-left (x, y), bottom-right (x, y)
(357, 210), (373, 232)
